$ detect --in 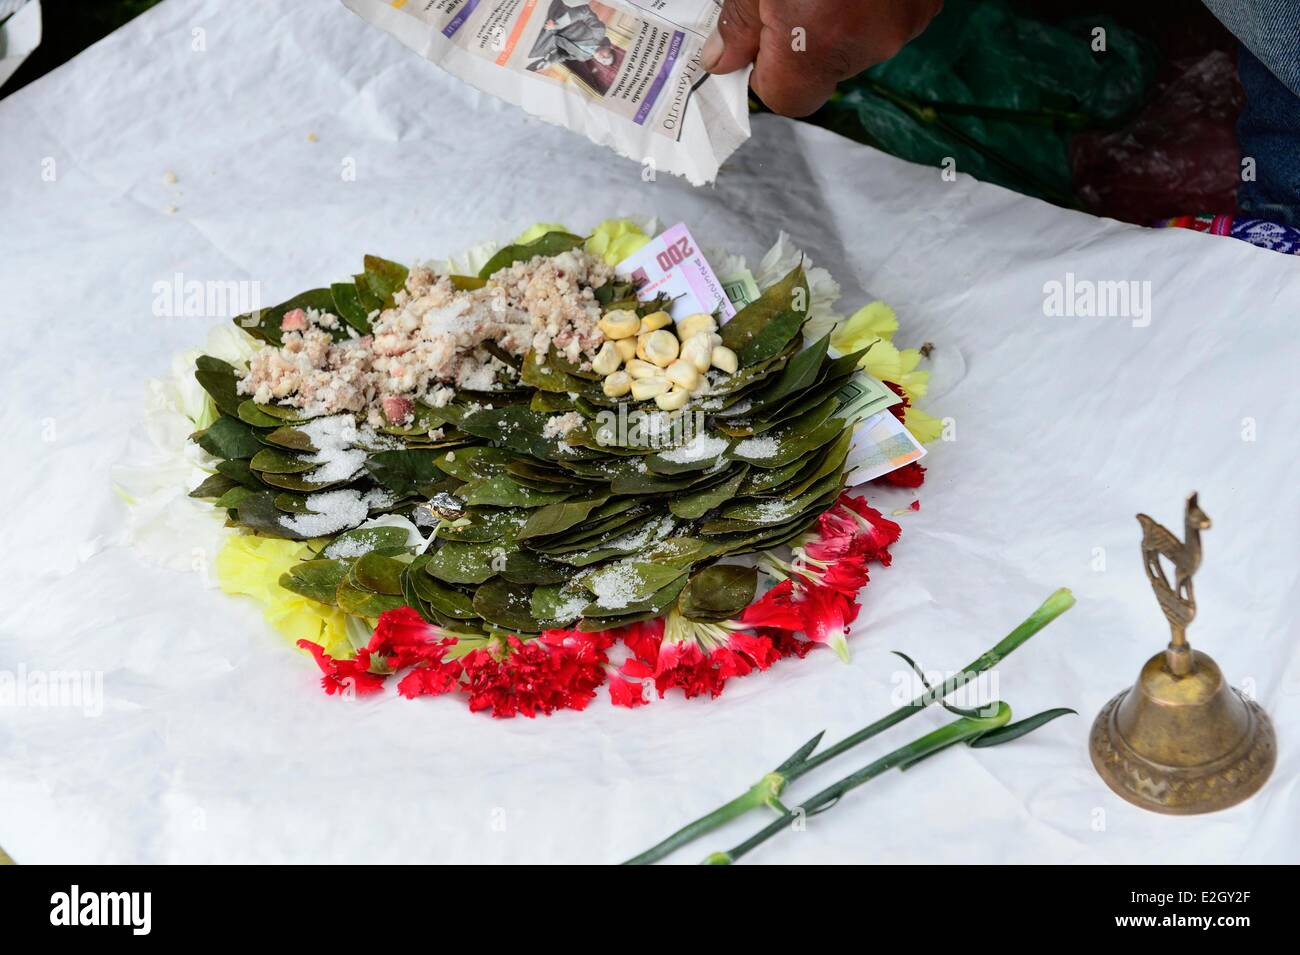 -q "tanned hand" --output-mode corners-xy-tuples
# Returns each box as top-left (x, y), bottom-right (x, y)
(701, 0), (944, 117)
